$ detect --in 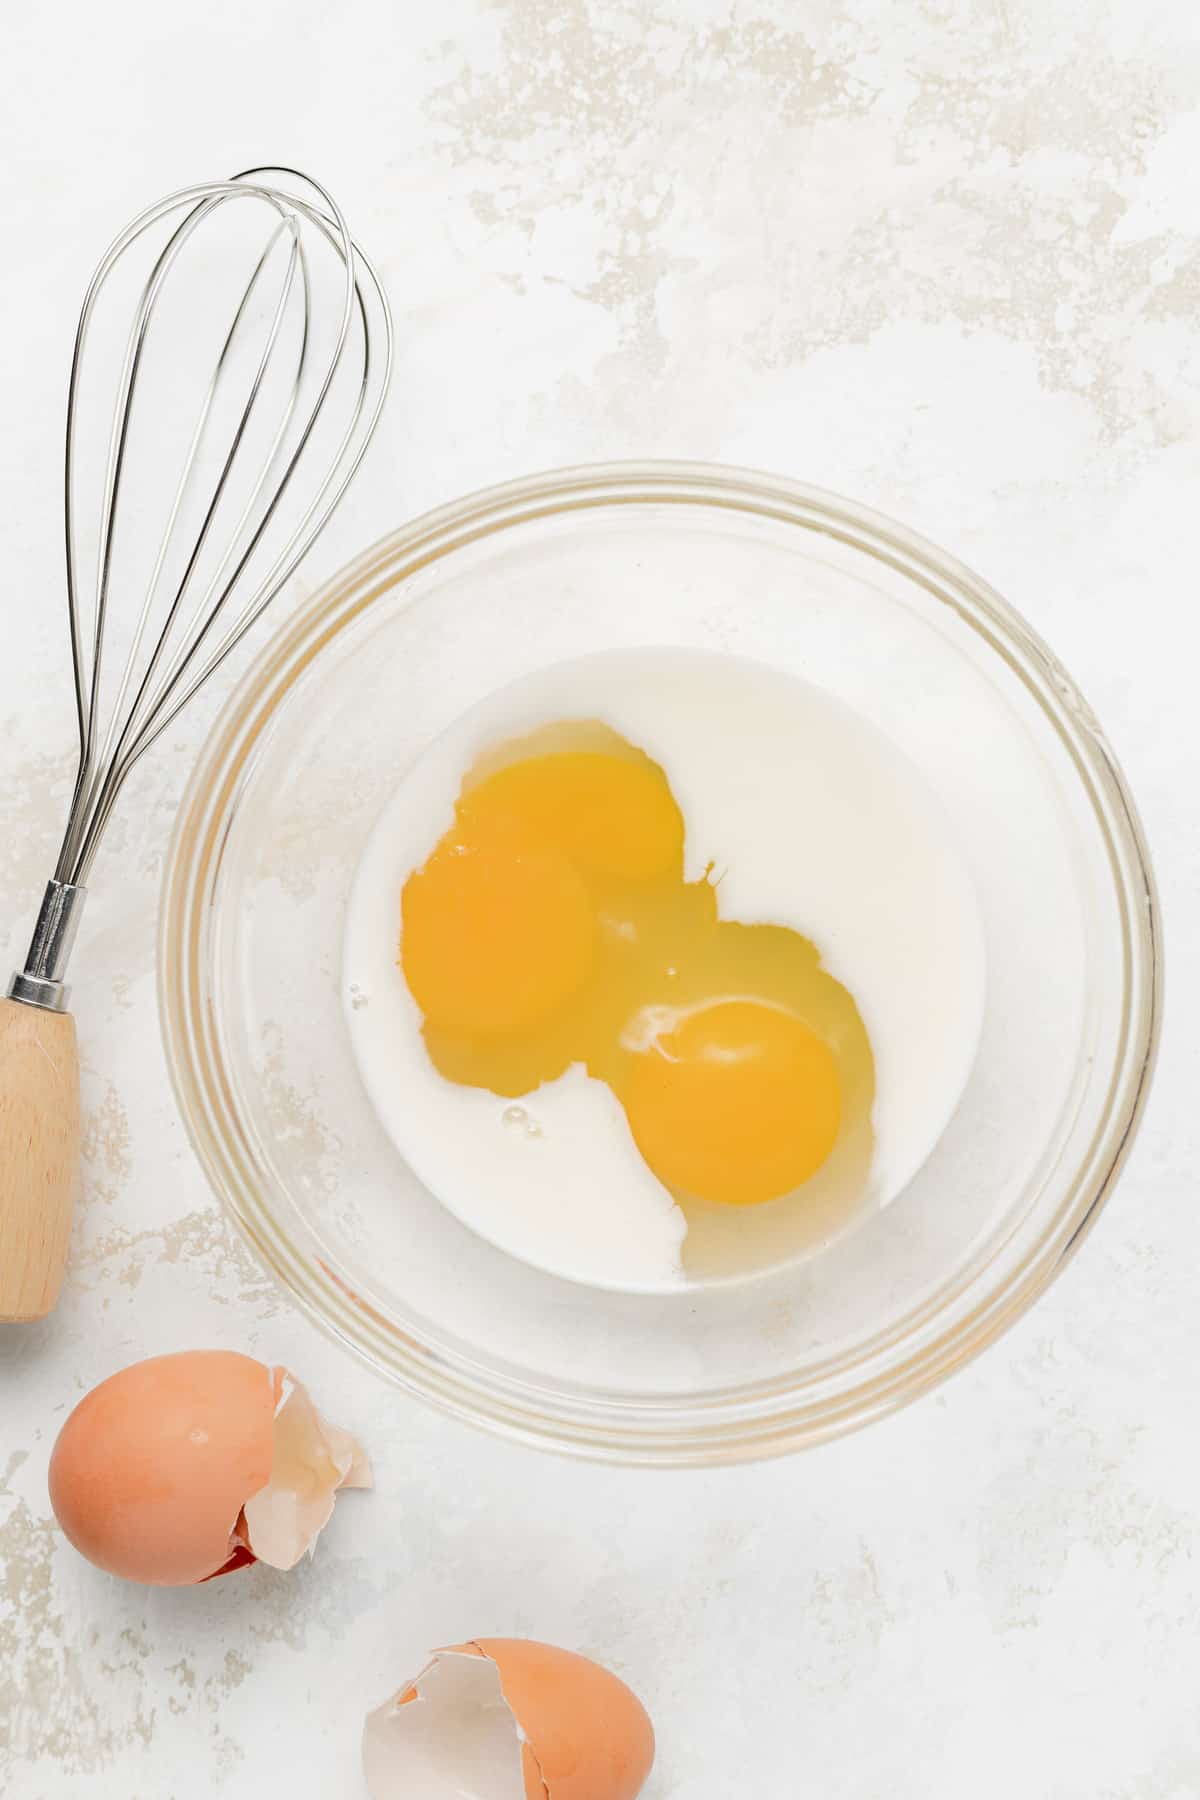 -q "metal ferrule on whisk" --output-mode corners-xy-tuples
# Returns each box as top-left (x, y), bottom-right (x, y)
(8, 880), (87, 1012)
